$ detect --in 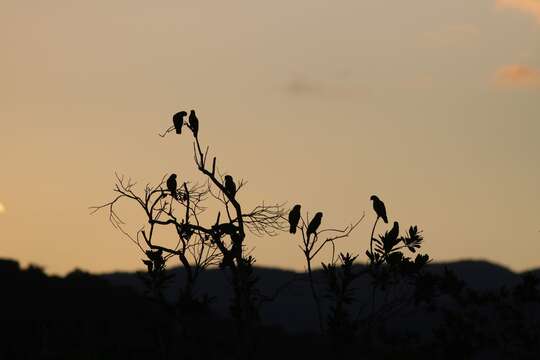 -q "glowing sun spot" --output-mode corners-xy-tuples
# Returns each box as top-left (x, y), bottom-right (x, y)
(0, 203), (6, 214)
